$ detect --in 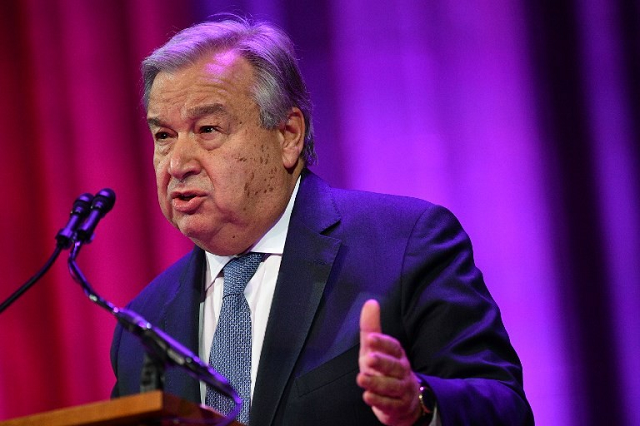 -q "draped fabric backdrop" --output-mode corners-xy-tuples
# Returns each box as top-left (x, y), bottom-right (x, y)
(0, 1), (637, 425)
